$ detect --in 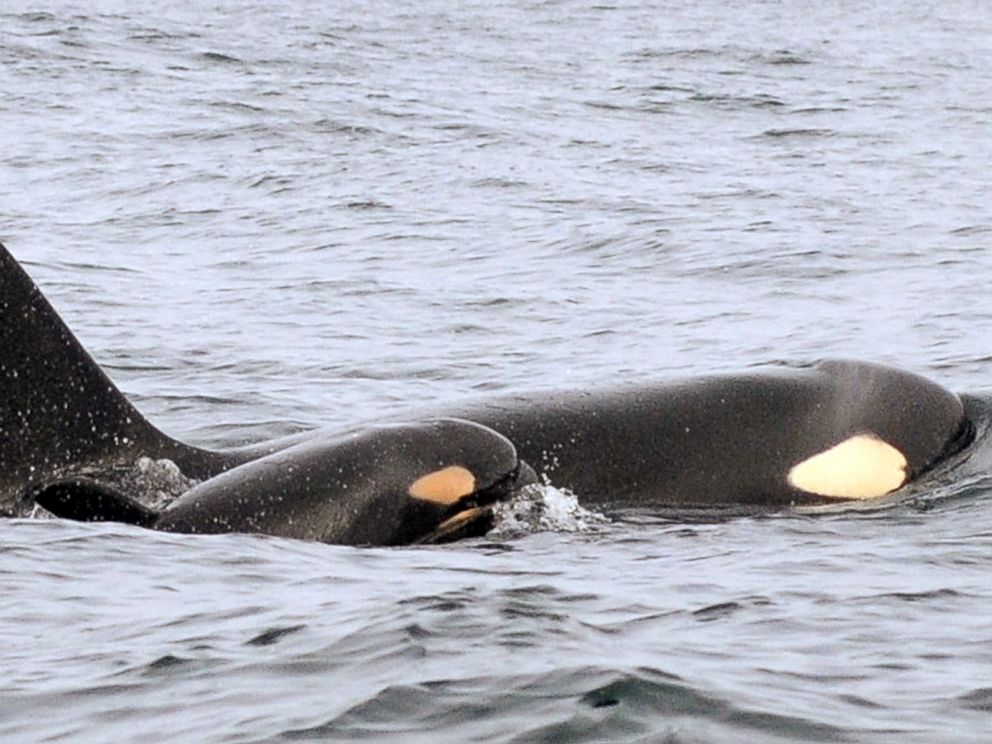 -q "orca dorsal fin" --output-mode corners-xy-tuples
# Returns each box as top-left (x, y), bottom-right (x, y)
(30, 478), (159, 527)
(1, 243), (232, 512)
